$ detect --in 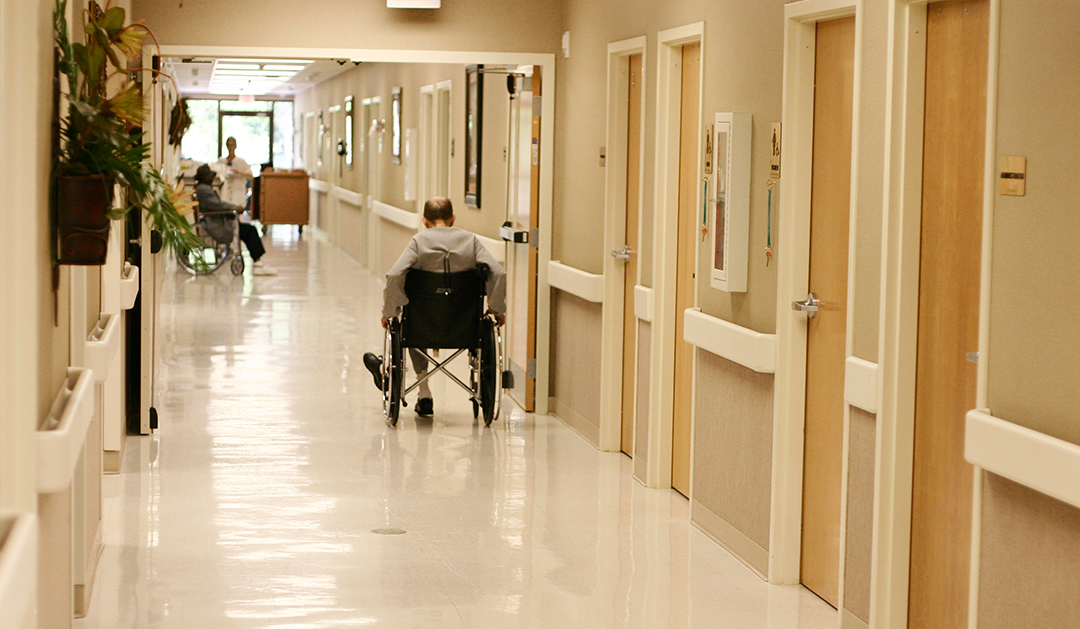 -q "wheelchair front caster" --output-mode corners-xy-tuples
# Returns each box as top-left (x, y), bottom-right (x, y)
(230, 256), (244, 275)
